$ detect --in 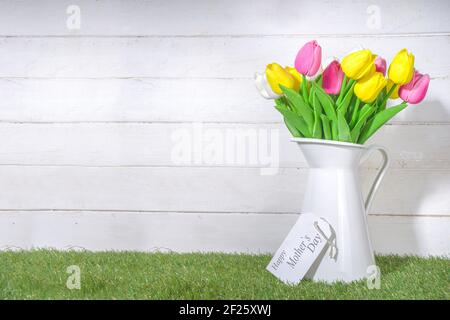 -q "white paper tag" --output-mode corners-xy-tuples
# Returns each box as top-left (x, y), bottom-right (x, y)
(266, 212), (335, 285)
